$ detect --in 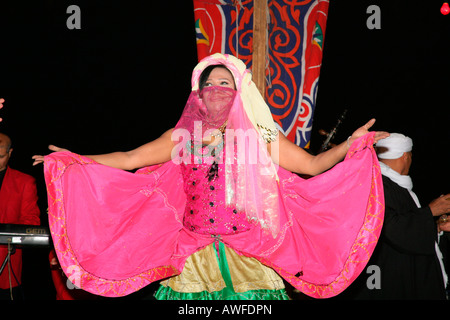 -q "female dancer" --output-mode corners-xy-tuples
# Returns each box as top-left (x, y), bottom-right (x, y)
(33, 53), (388, 299)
